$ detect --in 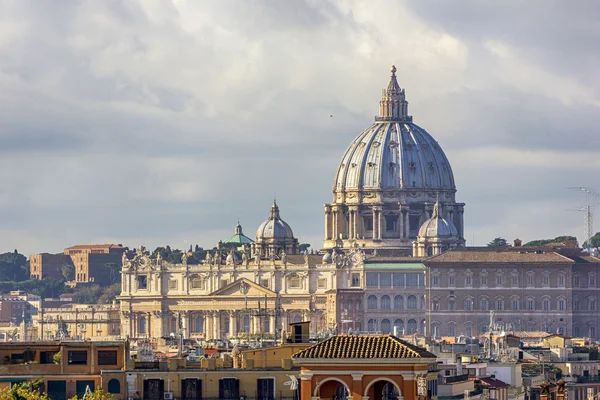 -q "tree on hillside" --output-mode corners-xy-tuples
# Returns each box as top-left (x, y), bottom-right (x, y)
(524, 236), (578, 247)
(487, 237), (509, 247)
(98, 283), (121, 304)
(0, 250), (29, 281)
(73, 285), (103, 304)
(583, 232), (600, 249)
(62, 264), (74, 281)
(104, 262), (120, 284)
